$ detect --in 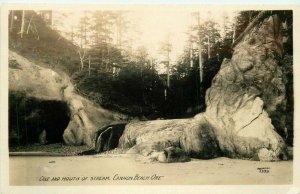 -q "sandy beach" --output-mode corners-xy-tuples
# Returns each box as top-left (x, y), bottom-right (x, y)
(9, 154), (292, 185)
